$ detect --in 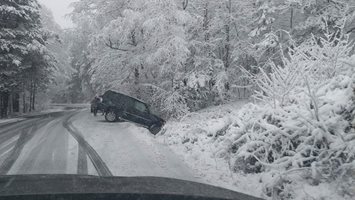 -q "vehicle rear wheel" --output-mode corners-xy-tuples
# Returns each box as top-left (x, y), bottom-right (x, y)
(105, 110), (117, 122)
